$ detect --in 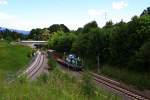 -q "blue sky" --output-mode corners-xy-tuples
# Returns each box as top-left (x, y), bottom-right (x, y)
(0, 0), (149, 31)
